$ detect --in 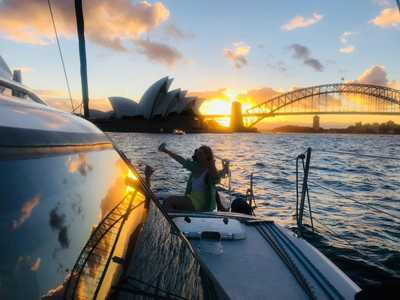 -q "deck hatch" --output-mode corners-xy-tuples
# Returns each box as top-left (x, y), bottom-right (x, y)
(173, 216), (246, 240)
